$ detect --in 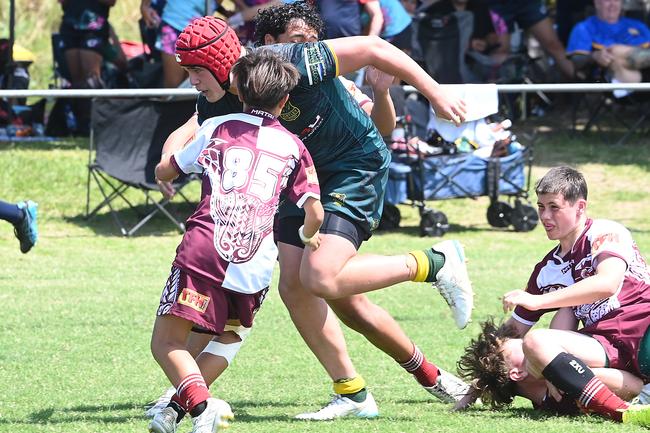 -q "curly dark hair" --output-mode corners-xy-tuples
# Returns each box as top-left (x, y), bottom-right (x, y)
(457, 318), (521, 408)
(253, 1), (325, 46)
